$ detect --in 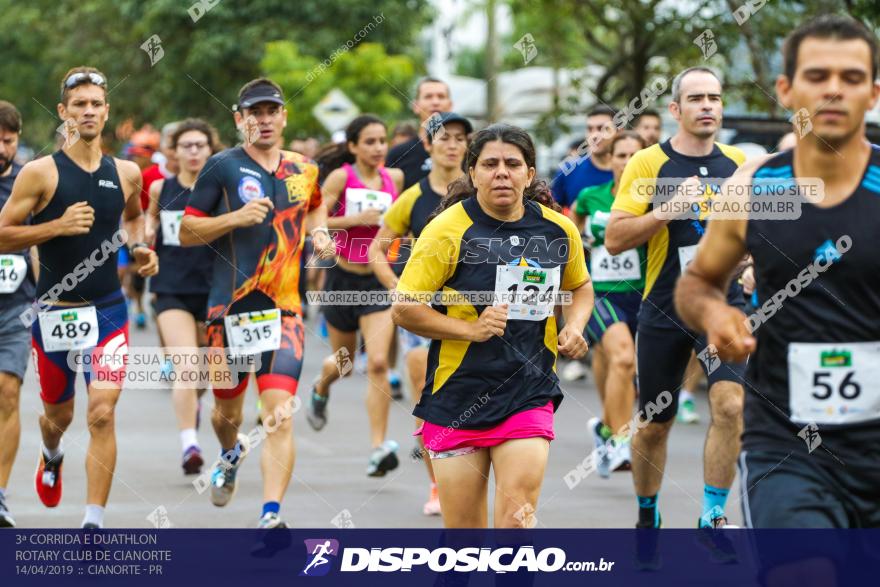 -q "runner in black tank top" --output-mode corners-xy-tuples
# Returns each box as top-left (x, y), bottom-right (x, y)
(146, 119), (217, 478)
(0, 67), (157, 529)
(676, 16), (880, 530)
